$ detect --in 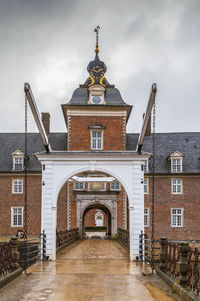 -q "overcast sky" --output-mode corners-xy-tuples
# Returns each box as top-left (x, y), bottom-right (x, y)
(0, 0), (200, 134)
